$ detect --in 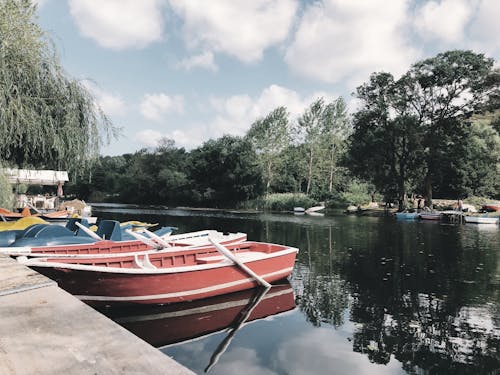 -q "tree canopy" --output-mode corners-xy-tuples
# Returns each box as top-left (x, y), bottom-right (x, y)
(0, 0), (116, 174)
